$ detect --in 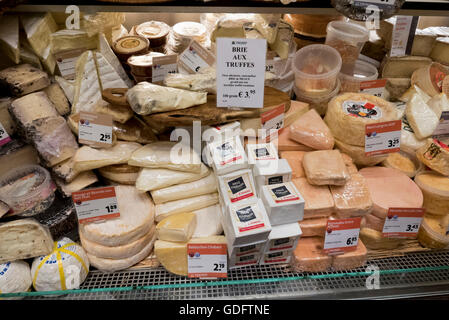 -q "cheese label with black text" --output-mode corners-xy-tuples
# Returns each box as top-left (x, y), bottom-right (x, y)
(269, 182), (300, 203)
(54, 48), (86, 80)
(365, 120), (401, 157)
(152, 54), (178, 83)
(78, 112), (113, 148)
(178, 40), (215, 74)
(72, 186), (120, 224)
(323, 218), (361, 255)
(187, 243), (227, 279)
(0, 122), (11, 147)
(390, 16), (419, 57)
(360, 79), (387, 99)
(382, 208), (425, 238)
(232, 203), (266, 233)
(225, 173), (255, 203)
